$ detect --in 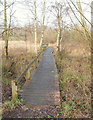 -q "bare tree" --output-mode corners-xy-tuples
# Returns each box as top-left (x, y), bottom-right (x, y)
(34, 0), (38, 54)
(3, 0), (15, 58)
(77, 0), (88, 41)
(66, 0), (91, 41)
(40, 0), (46, 47)
(8, 4), (16, 40)
(4, 0), (8, 58)
(51, 2), (65, 52)
(25, 0), (38, 54)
